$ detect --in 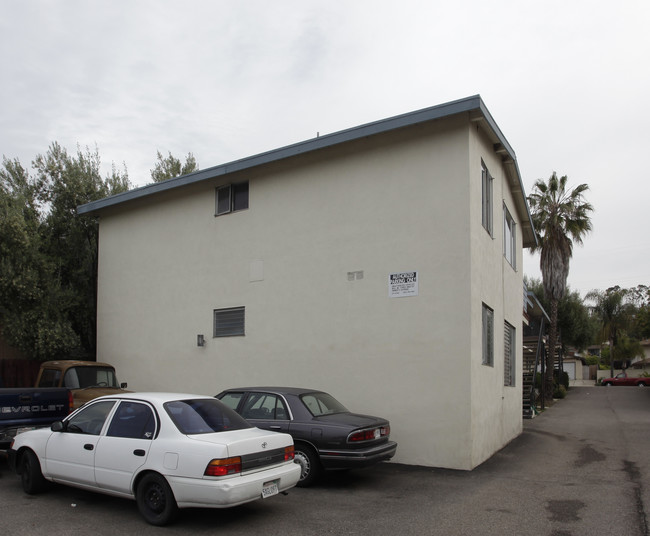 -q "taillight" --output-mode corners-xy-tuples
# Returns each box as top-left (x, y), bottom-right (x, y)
(284, 445), (295, 461)
(204, 457), (242, 477)
(348, 426), (390, 442)
(67, 392), (74, 414)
